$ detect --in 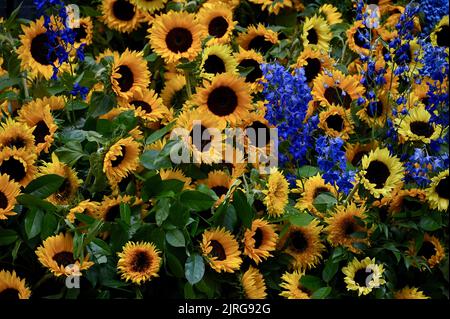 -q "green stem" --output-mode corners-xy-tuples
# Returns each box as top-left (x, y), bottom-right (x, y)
(184, 70), (192, 99)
